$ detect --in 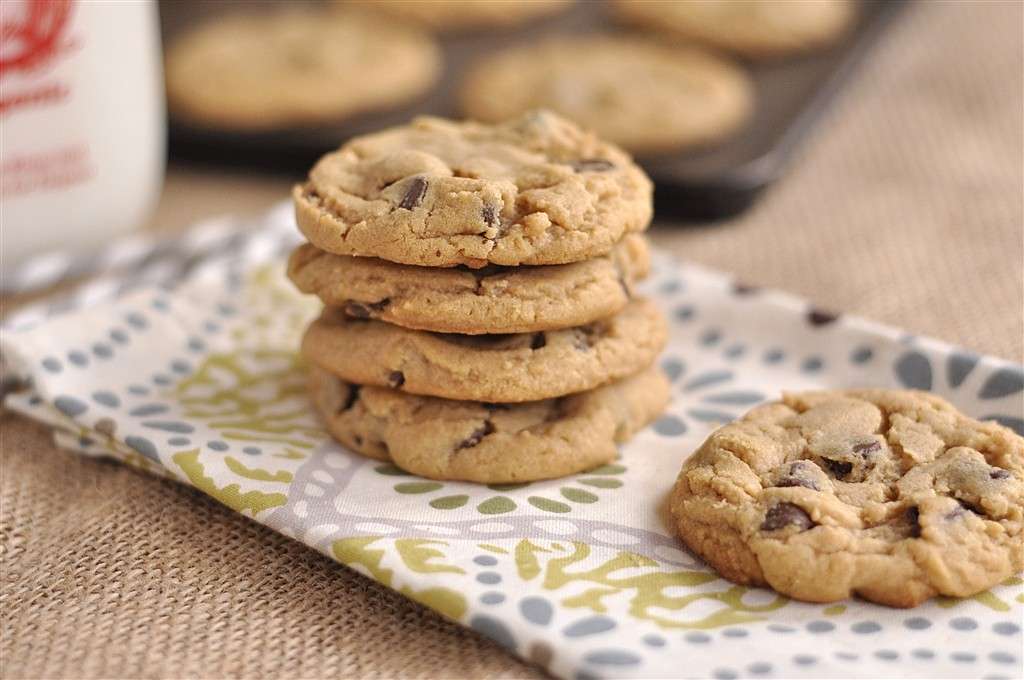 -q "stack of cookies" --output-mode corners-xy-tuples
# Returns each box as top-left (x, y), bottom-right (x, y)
(288, 110), (670, 483)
